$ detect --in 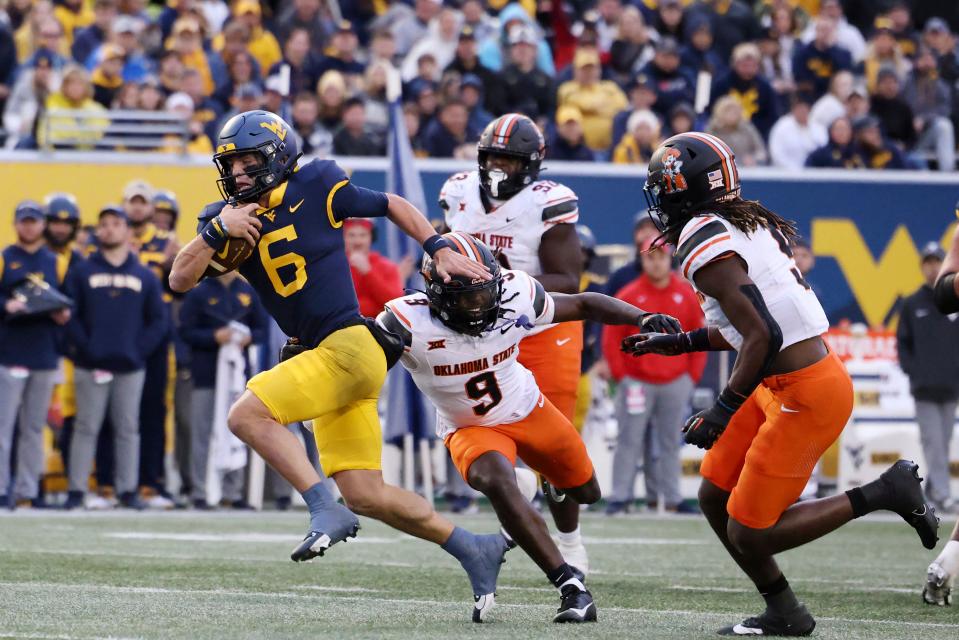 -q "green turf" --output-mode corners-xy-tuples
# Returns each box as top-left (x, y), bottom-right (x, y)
(0, 510), (956, 639)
